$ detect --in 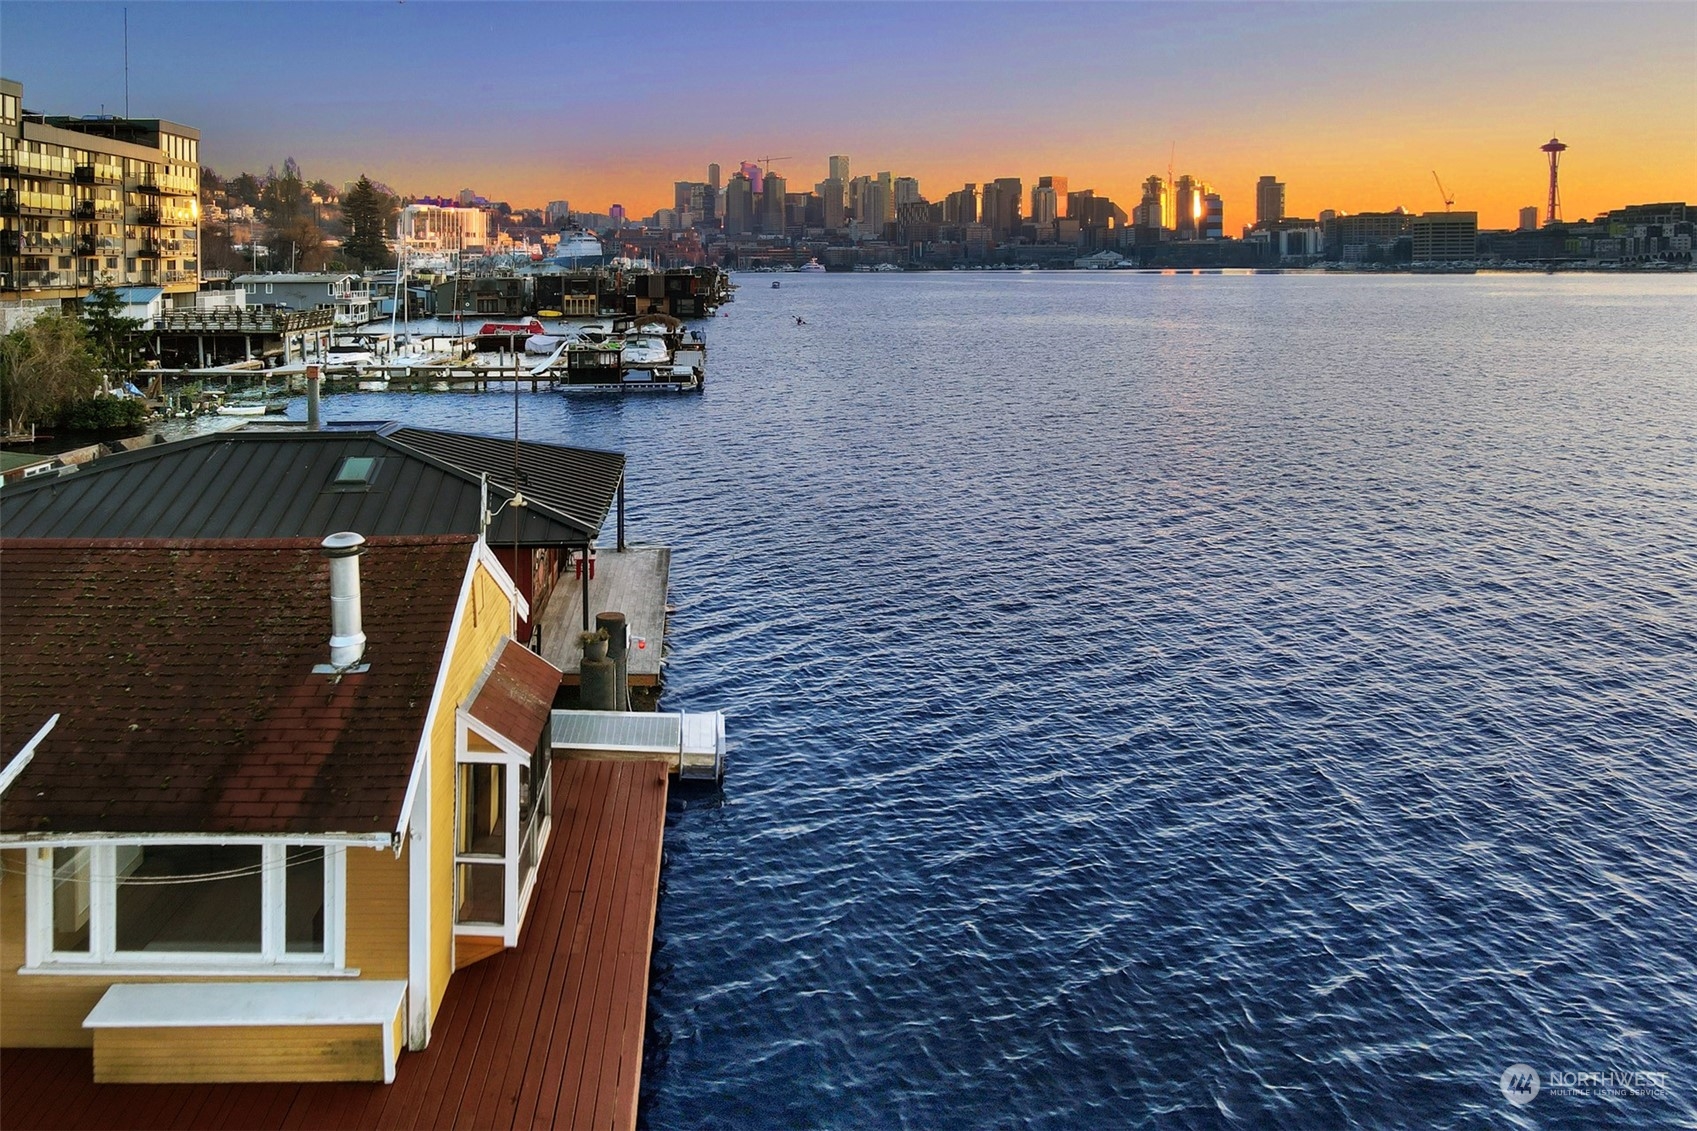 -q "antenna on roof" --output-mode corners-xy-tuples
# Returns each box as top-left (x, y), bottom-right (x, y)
(123, 7), (130, 118)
